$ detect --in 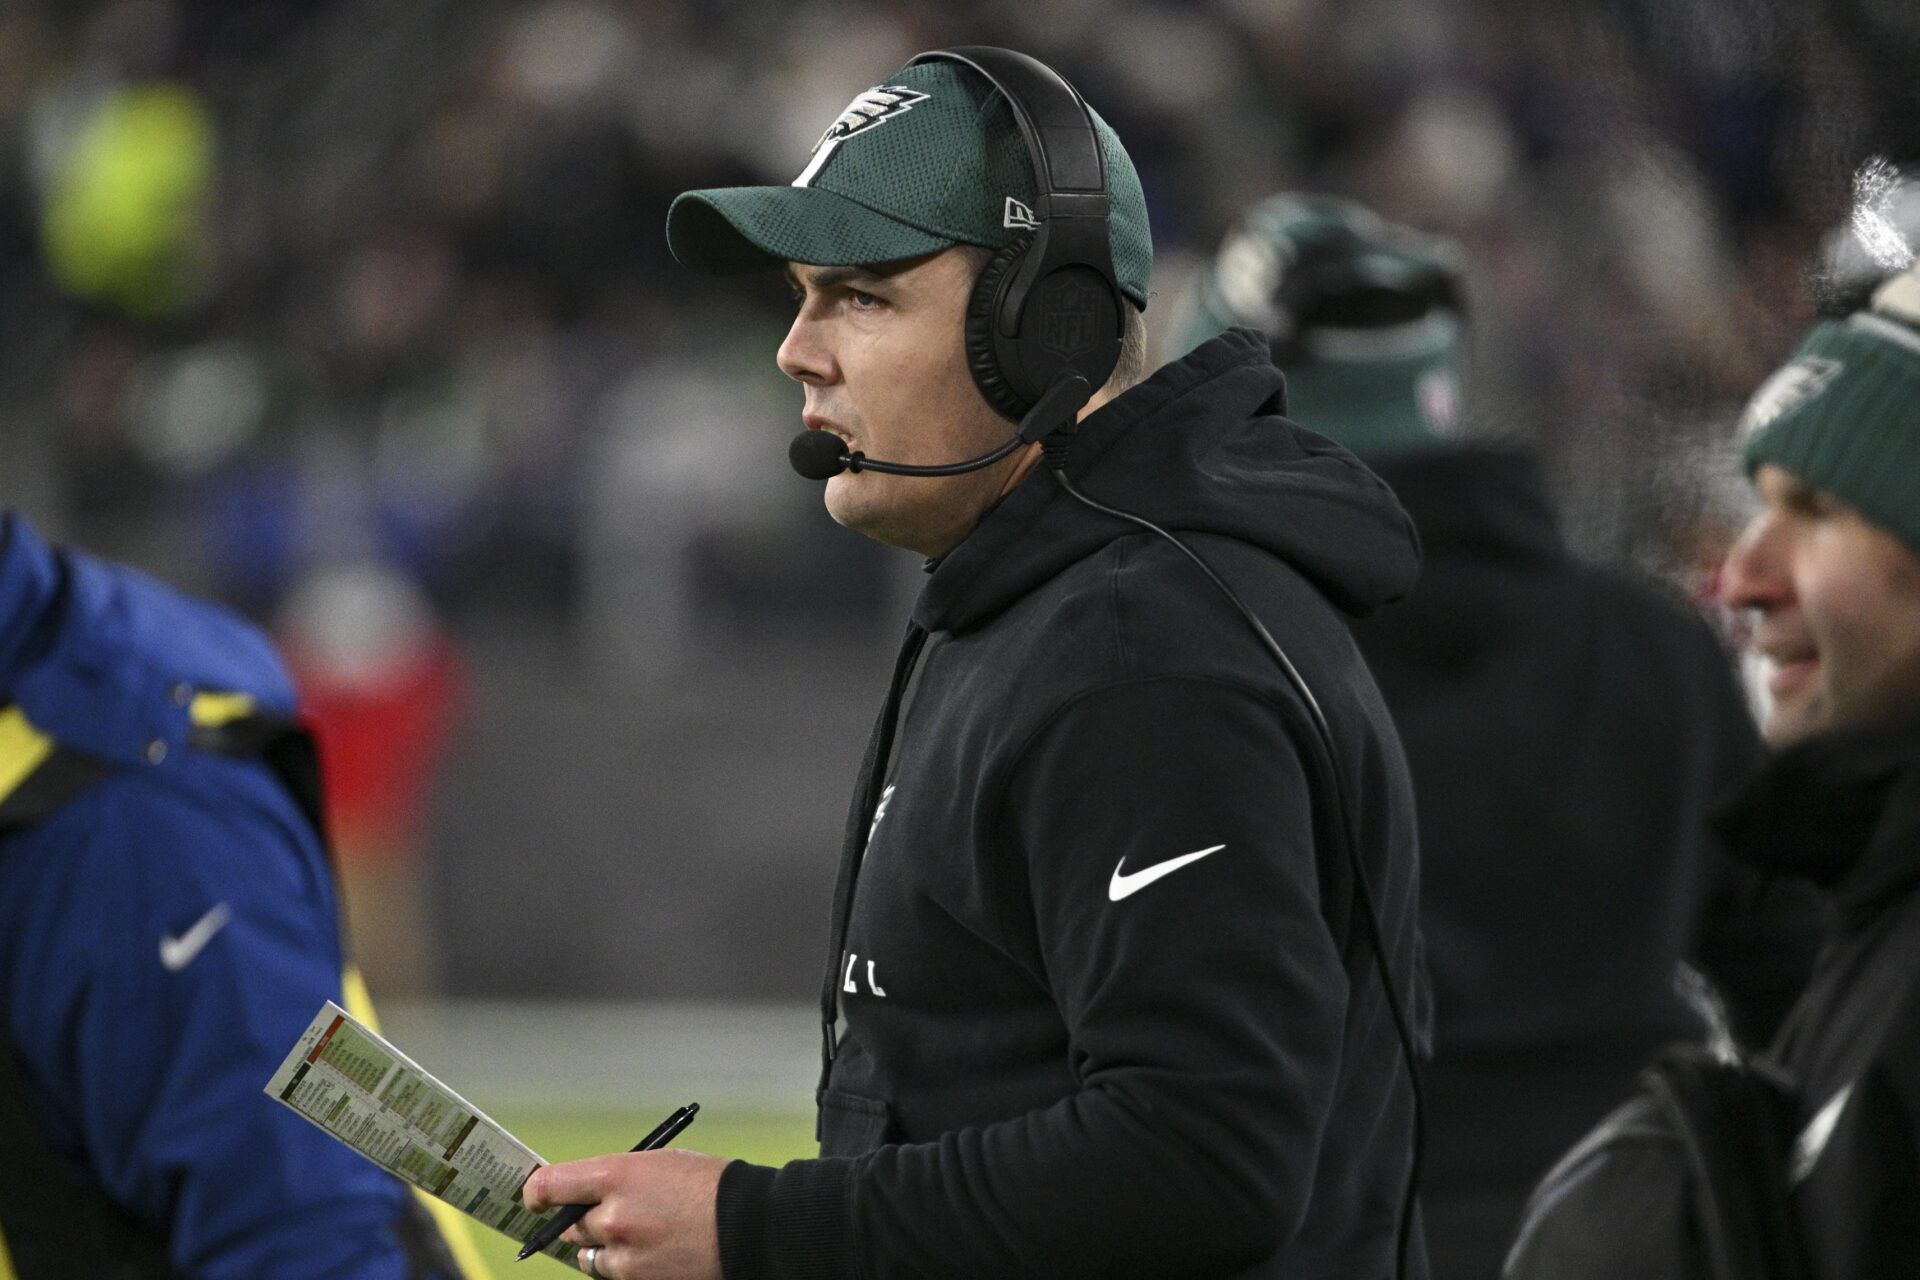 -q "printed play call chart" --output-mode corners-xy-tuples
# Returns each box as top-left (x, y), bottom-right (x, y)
(267, 1001), (581, 1266)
